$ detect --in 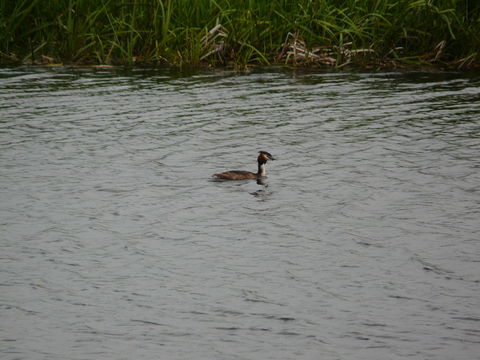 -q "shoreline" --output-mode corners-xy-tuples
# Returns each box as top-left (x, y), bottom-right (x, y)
(4, 57), (478, 72)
